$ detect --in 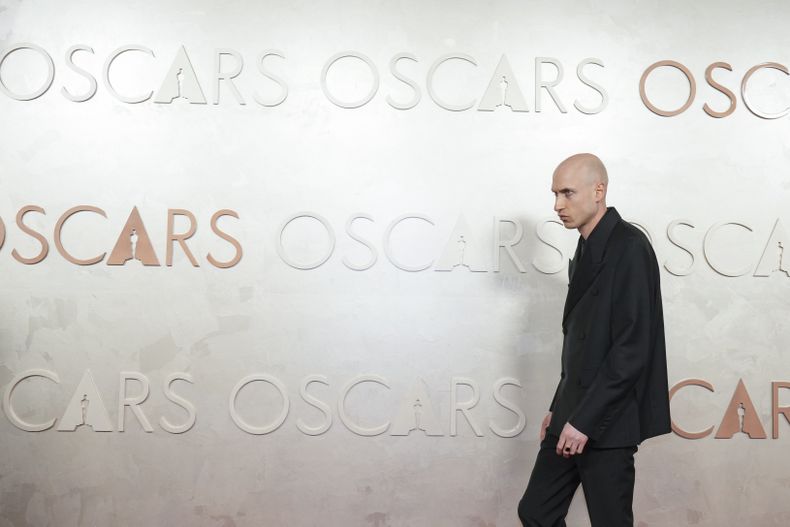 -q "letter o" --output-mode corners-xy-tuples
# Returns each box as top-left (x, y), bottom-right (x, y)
(639, 60), (696, 117)
(0, 43), (55, 101)
(229, 374), (290, 435)
(276, 212), (335, 270)
(321, 51), (379, 108)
